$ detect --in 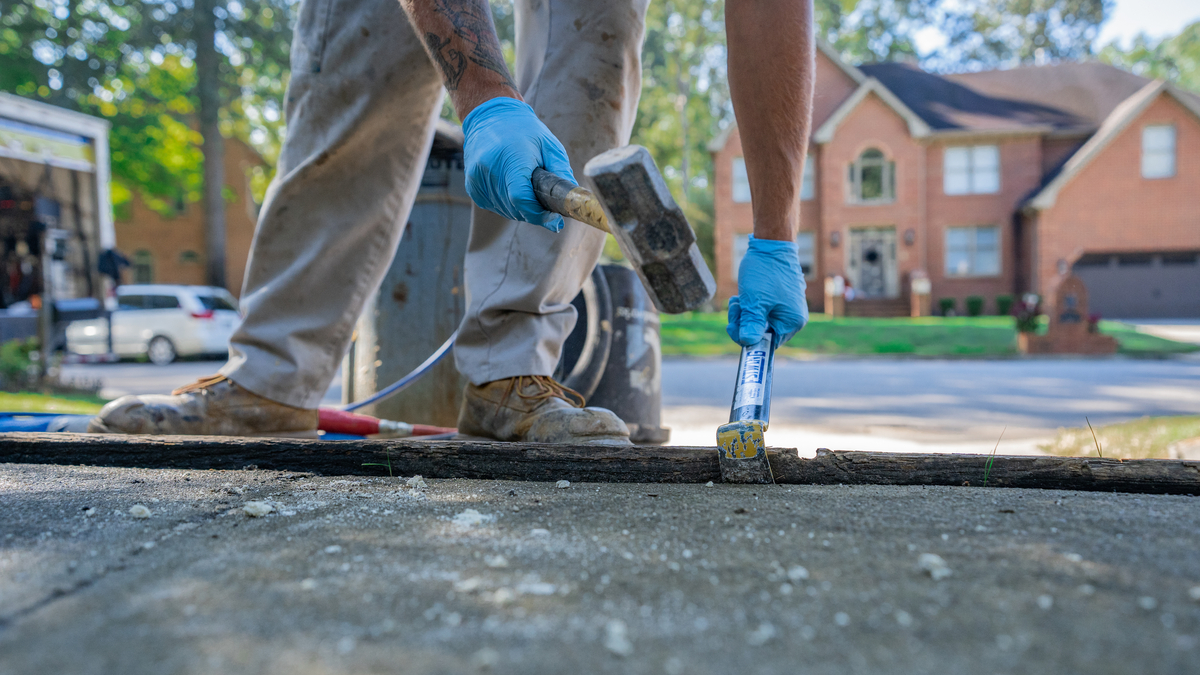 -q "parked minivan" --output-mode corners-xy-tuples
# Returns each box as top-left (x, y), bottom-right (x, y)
(66, 285), (241, 364)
